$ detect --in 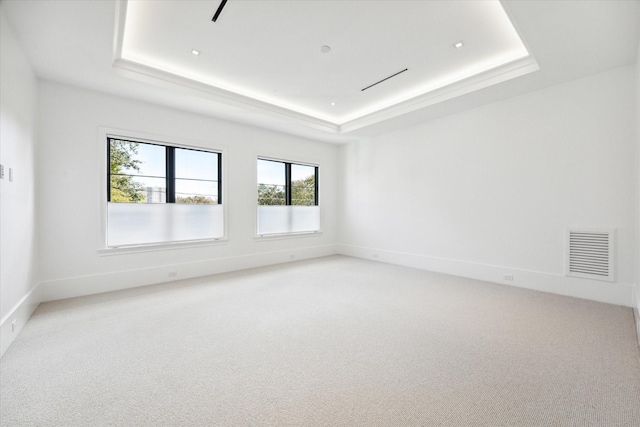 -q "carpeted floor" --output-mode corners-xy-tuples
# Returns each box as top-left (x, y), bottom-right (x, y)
(1, 255), (639, 426)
